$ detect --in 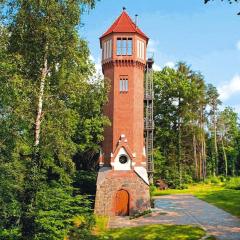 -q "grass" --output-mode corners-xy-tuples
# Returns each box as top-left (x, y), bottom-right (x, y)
(93, 216), (209, 240)
(153, 182), (240, 217)
(93, 216), (109, 235)
(97, 224), (206, 240)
